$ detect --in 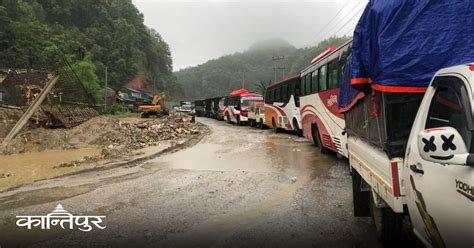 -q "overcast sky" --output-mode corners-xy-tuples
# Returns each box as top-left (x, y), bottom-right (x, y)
(132, 0), (367, 71)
